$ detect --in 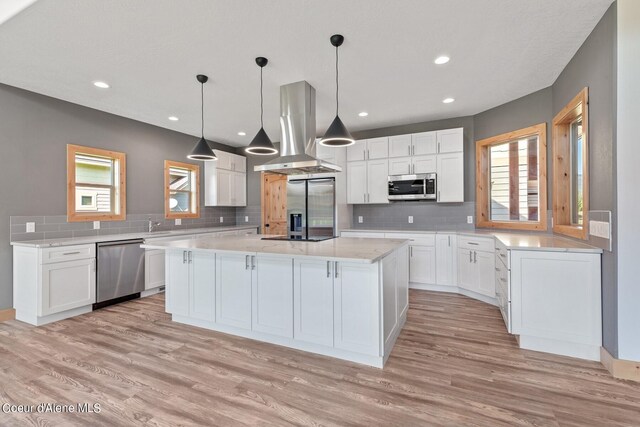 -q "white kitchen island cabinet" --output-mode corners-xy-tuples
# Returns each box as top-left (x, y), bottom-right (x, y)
(146, 235), (409, 368)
